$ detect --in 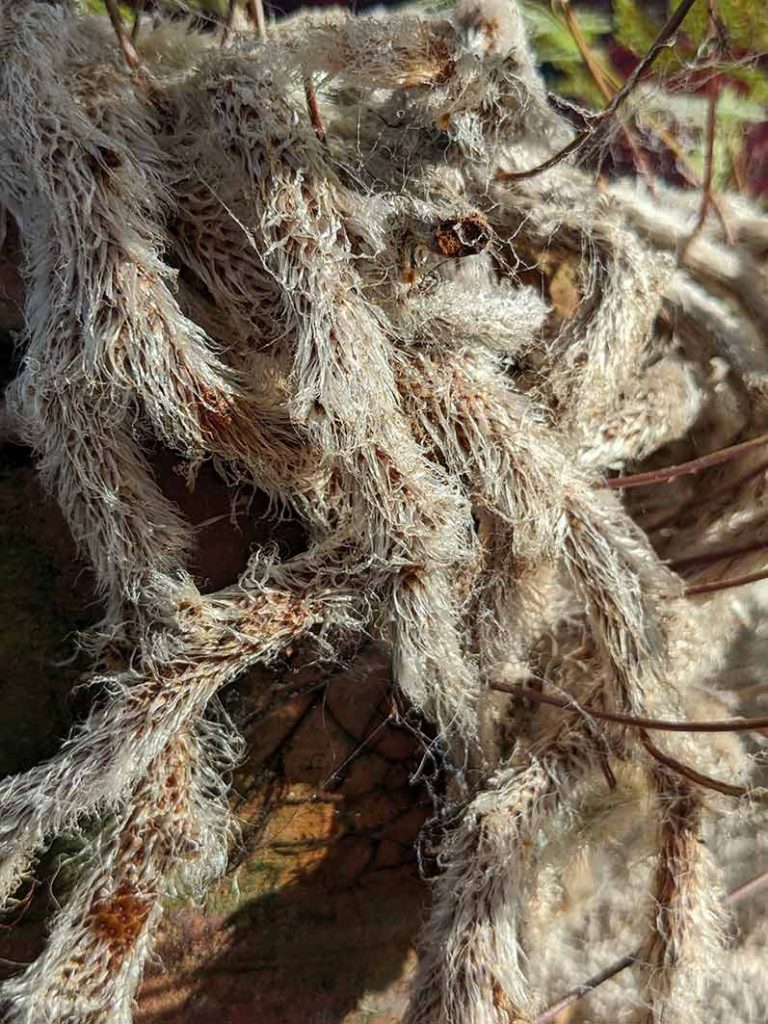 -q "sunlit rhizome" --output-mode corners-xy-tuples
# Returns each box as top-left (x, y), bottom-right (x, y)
(1, 1), (768, 1021)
